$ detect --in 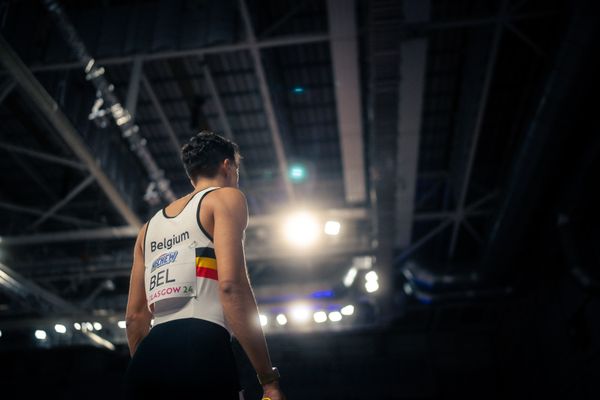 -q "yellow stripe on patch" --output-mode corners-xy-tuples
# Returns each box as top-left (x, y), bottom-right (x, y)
(196, 256), (217, 270)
